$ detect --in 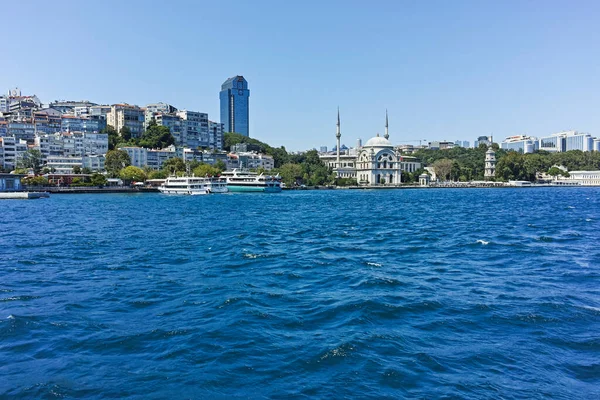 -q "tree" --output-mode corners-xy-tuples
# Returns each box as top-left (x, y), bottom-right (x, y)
(82, 167), (92, 175)
(72, 165), (81, 174)
(432, 159), (453, 181)
(101, 125), (120, 150)
(162, 157), (186, 174)
(105, 150), (131, 177)
(139, 122), (175, 149)
(547, 166), (564, 179)
(17, 149), (43, 174)
(90, 173), (108, 186)
(120, 126), (132, 141)
(120, 166), (146, 183)
(148, 170), (167, 180)
(193, 163), (221, 177)
(214, 160), (227, 172)
(22, 176), (49, 187)
(278, 163), (303, 186)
